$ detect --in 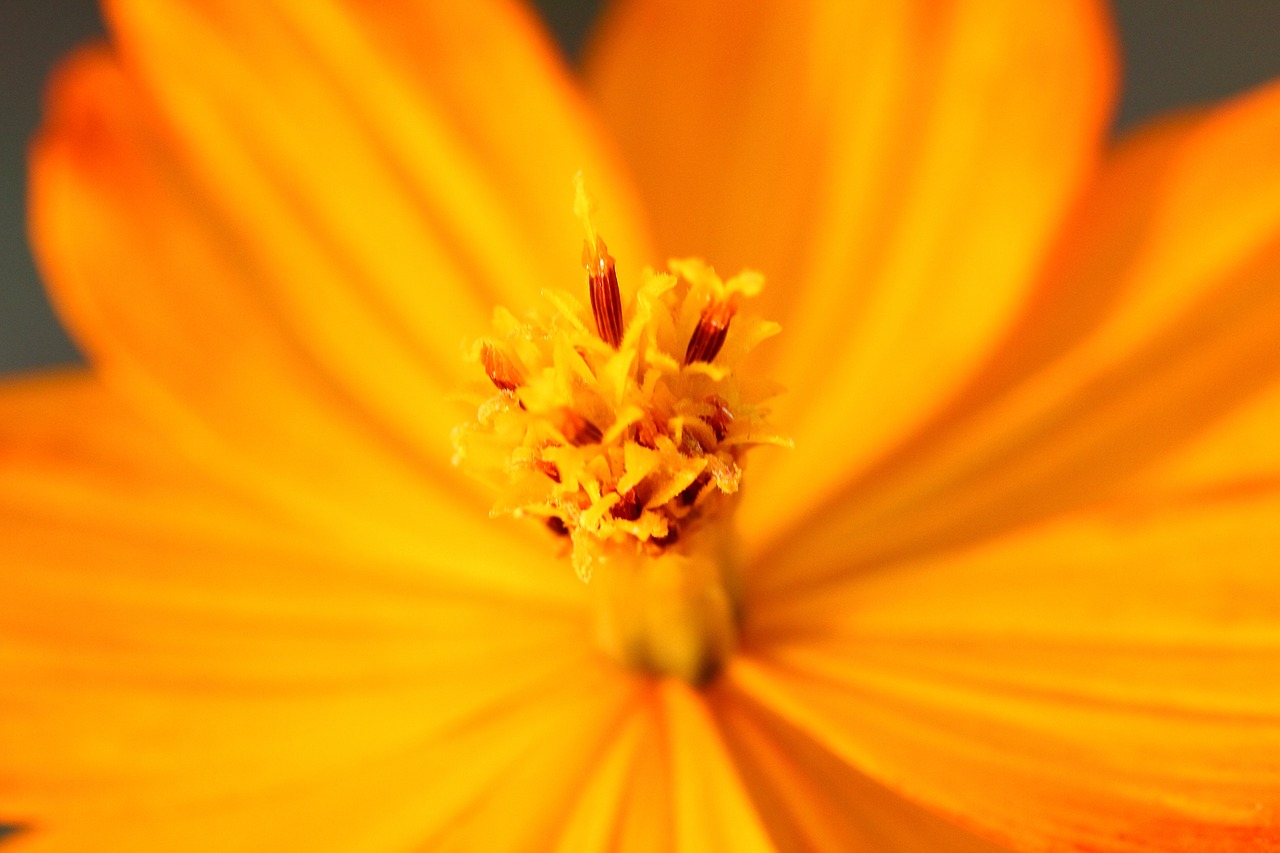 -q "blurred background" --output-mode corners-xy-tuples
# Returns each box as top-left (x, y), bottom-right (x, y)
(3, 0), (1280, 375)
